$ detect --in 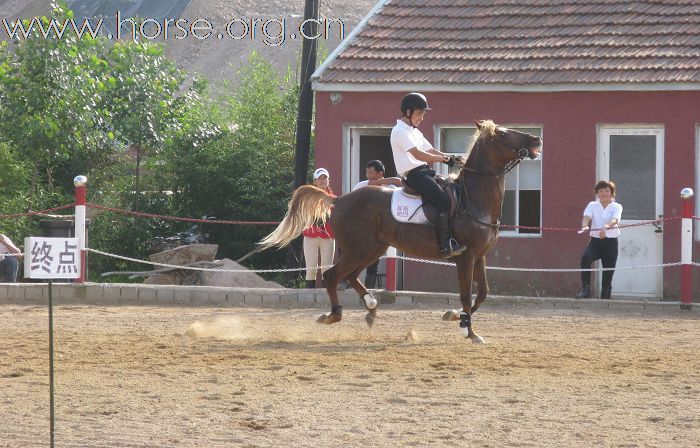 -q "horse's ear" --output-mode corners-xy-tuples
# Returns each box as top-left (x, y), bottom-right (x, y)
(474, 120), (483, 130)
